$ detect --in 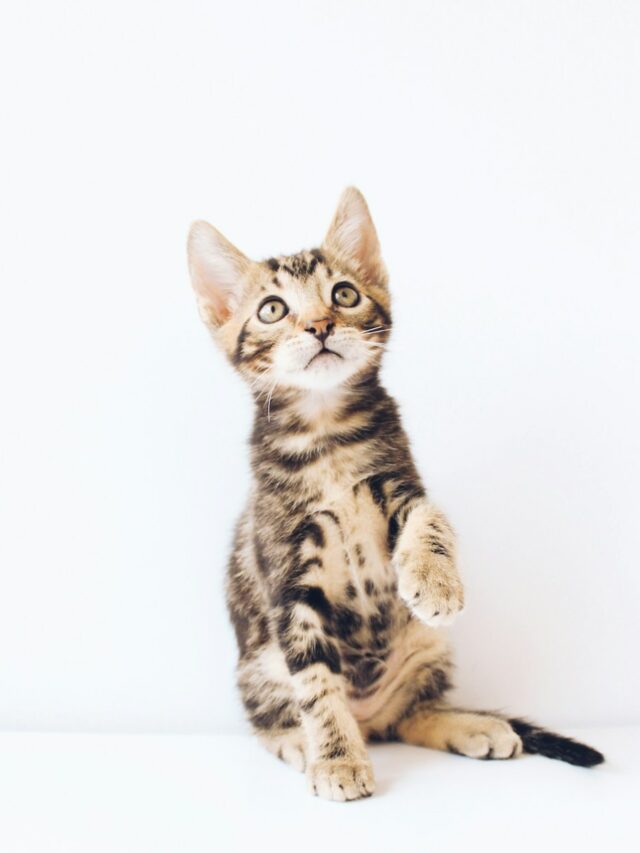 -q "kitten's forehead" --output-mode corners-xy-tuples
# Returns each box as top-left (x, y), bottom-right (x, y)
(264, 248), (333, 282)
(259, 249), (337, 317)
